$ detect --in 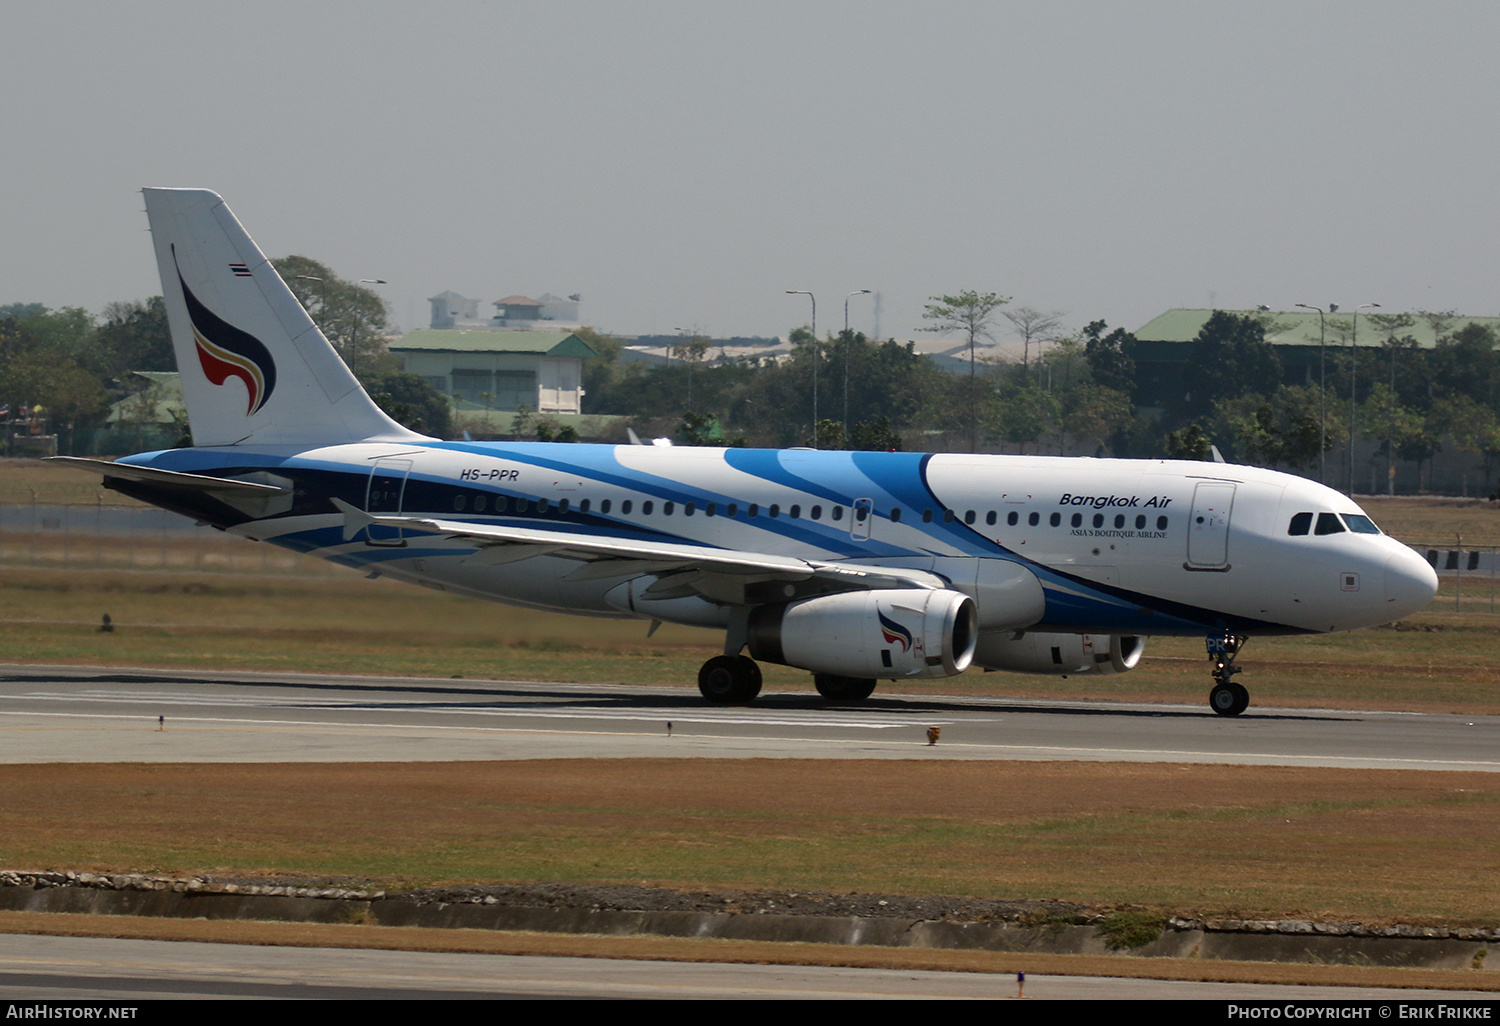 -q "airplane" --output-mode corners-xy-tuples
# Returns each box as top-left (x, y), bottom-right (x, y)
(54, 189), (1440, 716)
